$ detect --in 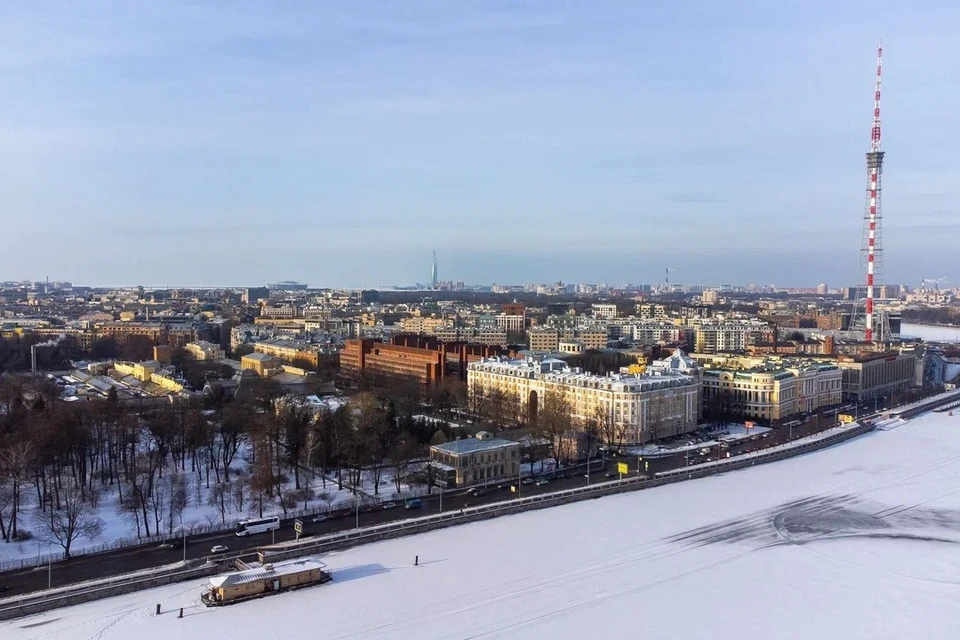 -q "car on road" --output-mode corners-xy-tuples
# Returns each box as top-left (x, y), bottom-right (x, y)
(381, 501), (398, 510)
(535, 479), (549, 486)
(604, 472), (616, 478)
(466, 487), (487, 497)
(521, 478), (534, 486)
(210, 544), (229, 554)
(404, 498), (423, 509)
(311, 514), (329, 523)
